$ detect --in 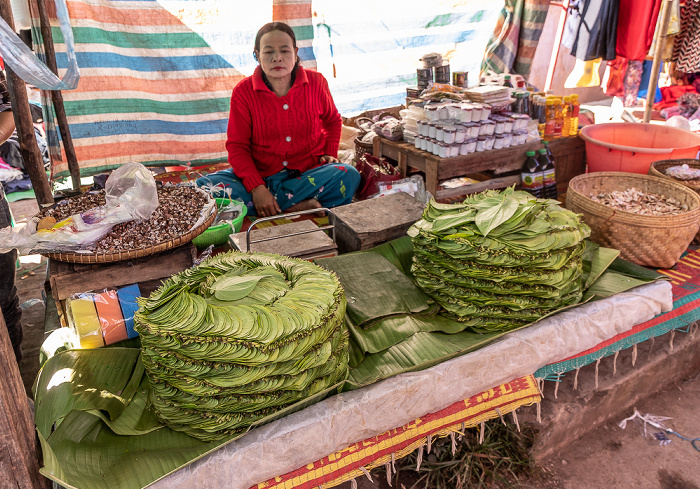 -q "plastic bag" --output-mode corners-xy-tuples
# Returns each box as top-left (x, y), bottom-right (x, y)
(372, 175), (430, 203)
(0, 162), (158, 254)
(371, 118), (404, 141)
(665, 164), (700, 181)
(105, 161), (159, 221)
(0, 0), (79, 90)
